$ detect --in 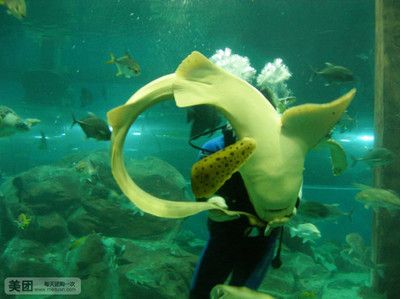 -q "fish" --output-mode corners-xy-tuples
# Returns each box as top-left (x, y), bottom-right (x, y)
(80, 87), (93, 108)
(210, 284), (275, 299)
(0, 0), (26, 19)
(351, 147), (394, 168)
(69, 235), (89, 251)
(38, 131), (48, 150)
(353, 183), (400, 211)
(71, 113), (111, 141)
(311, 62), (354, 85)
(106, 52), (141, 78)
(289, 223), (321, 243)
(106, 51), (354, 224)
(14, 213), (31, 229)
(187, 105), (222, 138)
(297, 200), (352, 222)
